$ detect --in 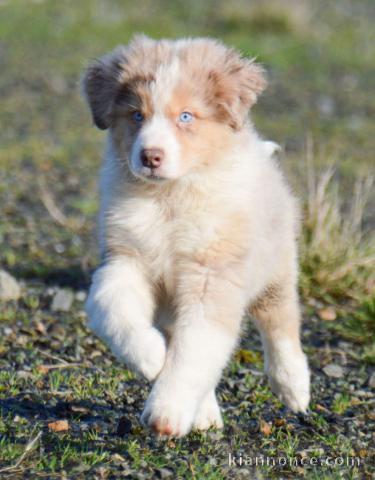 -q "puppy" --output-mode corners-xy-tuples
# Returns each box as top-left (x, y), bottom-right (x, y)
(83, 35), (310, 437)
